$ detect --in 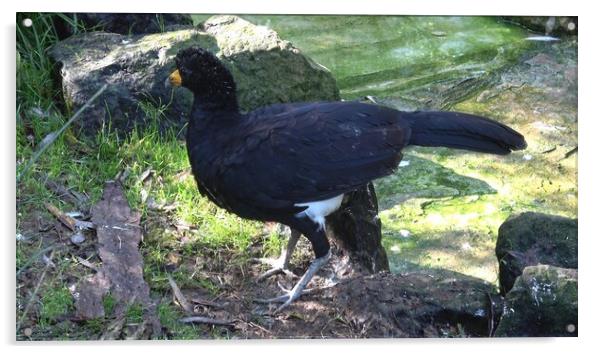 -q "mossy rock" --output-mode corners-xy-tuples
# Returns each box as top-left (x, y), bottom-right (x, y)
(496, 212), (577, 295)
(494, 265), (577, 337)
(50, 15), (339, 137)
(375, 153), (496, 210)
